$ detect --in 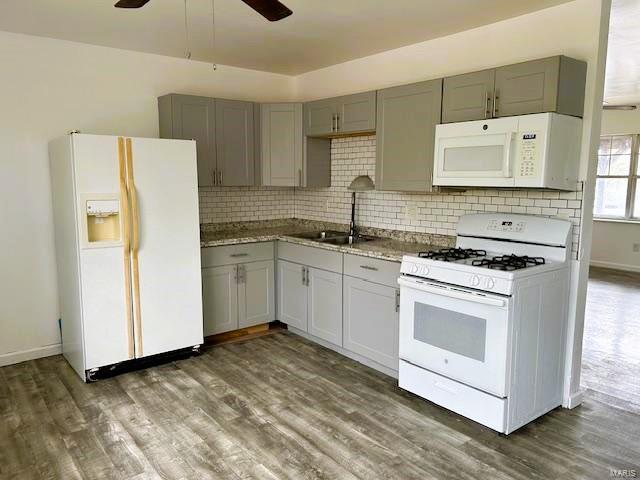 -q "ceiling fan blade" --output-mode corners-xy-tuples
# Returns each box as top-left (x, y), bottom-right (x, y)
(240, 0), (293, 22)
(114, 0), (151, 8)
